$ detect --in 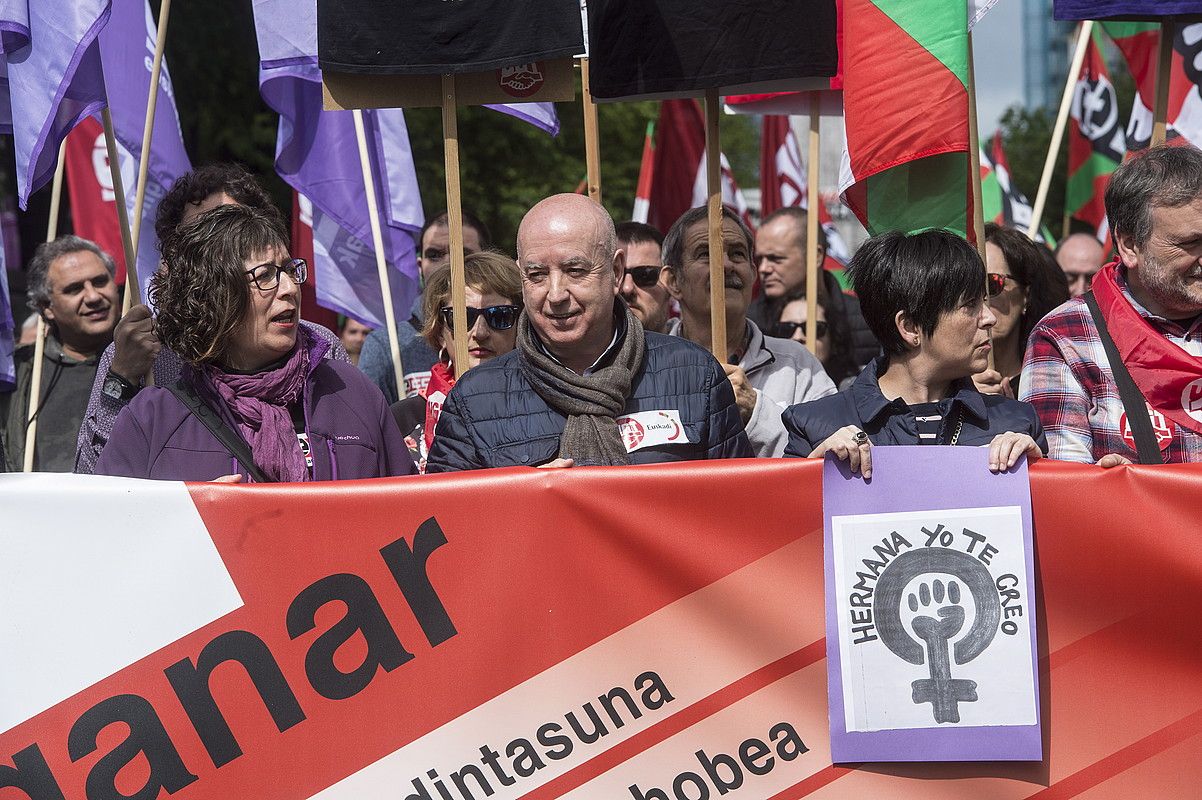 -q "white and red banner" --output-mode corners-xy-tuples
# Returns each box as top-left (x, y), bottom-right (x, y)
(64, 117), (132, 283)
(4, 460), (1202, 798)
